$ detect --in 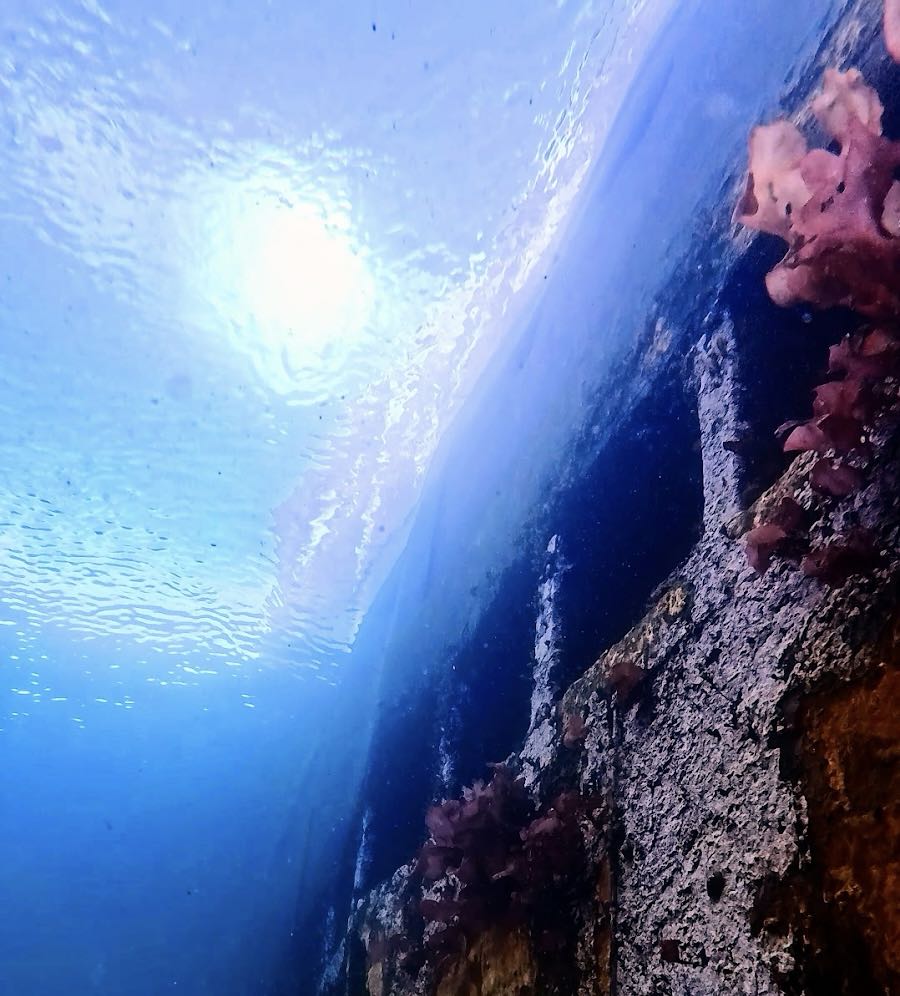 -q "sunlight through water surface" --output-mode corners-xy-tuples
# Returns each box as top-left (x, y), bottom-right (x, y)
(0, 0), (673, 677)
